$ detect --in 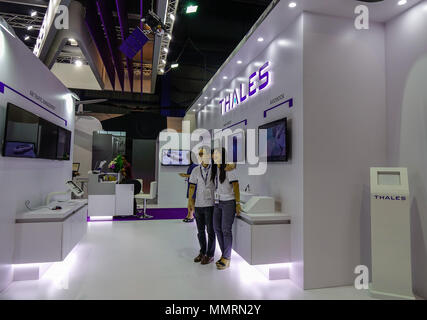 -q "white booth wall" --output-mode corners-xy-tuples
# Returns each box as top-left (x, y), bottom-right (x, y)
(0, 29), (75, 291)
(385, 0), (427, 298)
(193, 9), (388, 289)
